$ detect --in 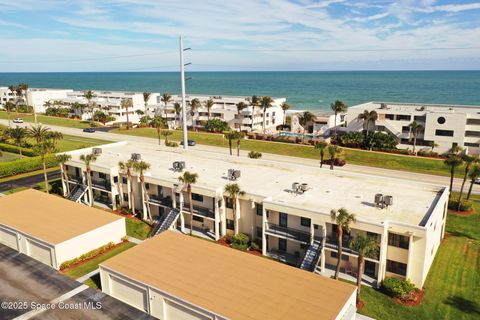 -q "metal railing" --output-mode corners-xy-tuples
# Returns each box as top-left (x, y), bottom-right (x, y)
(91, 179), (111, 190)
(264, 222), (311, 243)
(148, 195), (173, 207)
(182, 203), (216, 219)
